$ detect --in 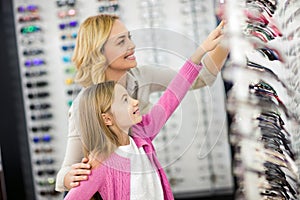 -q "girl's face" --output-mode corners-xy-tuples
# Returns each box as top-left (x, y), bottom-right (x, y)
(110, 84), (142, 131)
(103, 20), (137, 72)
